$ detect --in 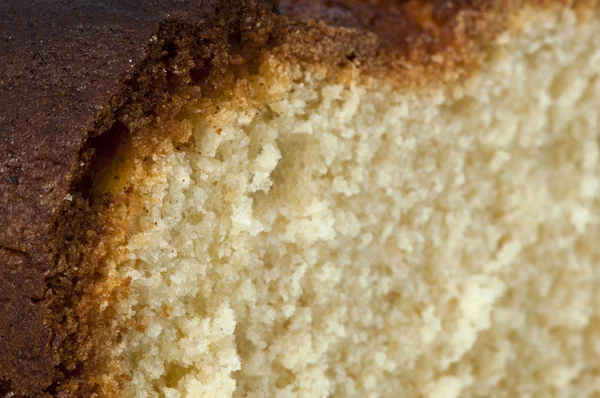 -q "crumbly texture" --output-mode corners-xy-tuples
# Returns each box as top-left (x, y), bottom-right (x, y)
(112, 8), (600, 398)
(2, 0), (600, 396)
